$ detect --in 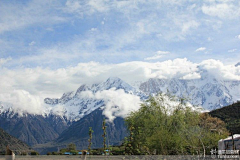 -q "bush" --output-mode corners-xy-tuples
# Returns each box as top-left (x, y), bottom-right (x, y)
(30, 151), (39, 155)
(20, 152), (27, 155)
(52, 152), (59, 155)
(47, 152), (52, 155)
